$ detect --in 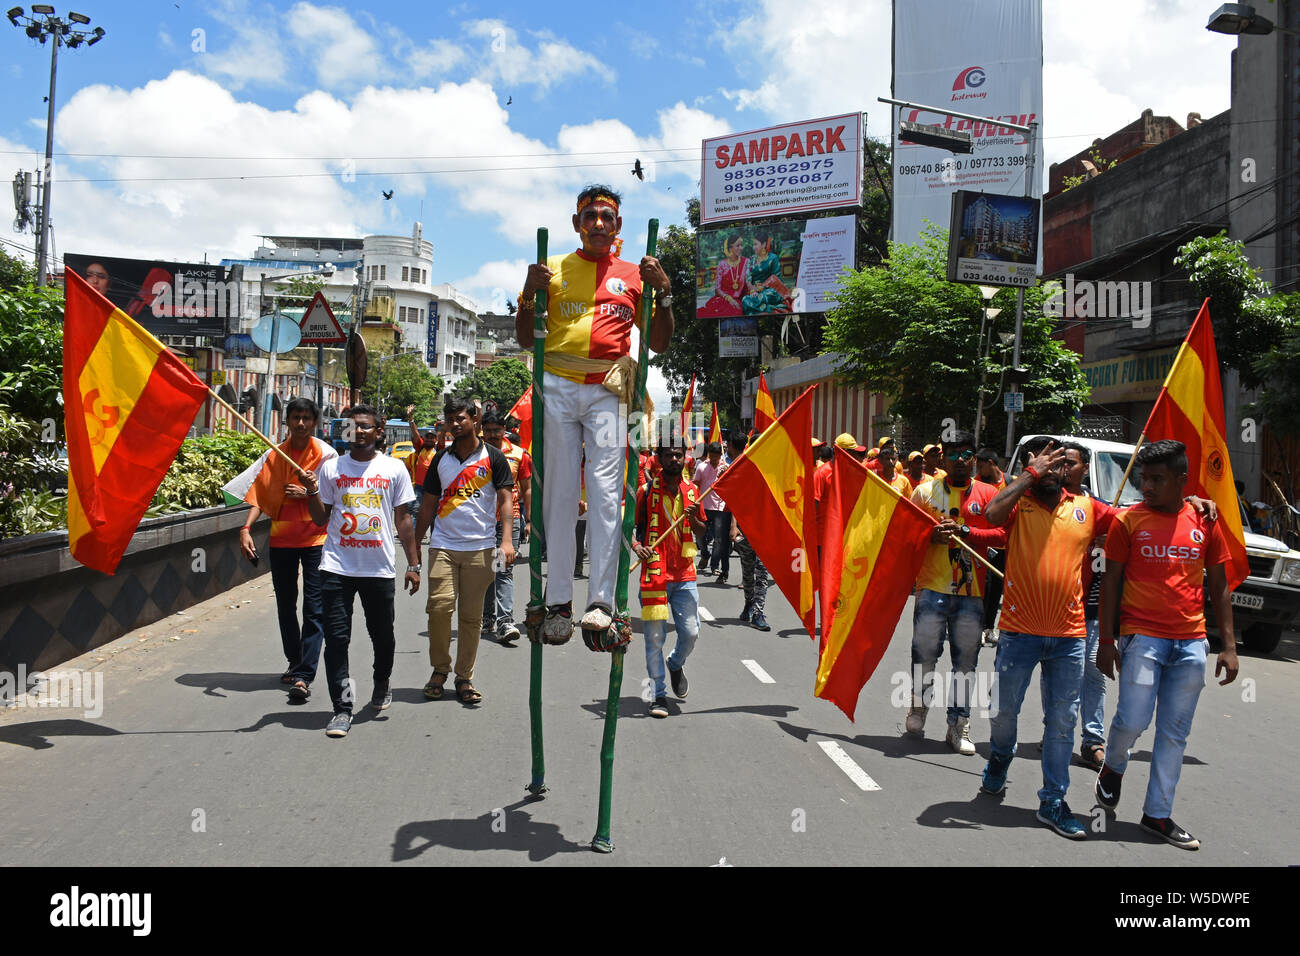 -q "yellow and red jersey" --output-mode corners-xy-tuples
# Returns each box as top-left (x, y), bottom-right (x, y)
(543, 250), (644, 383)
(910, 477), (1003, 598)
(406, 442), (439, 489)
(498, 438), (532, 510)
(1000, 491), (1118, 638)
(1106, 502), (1230, 639)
